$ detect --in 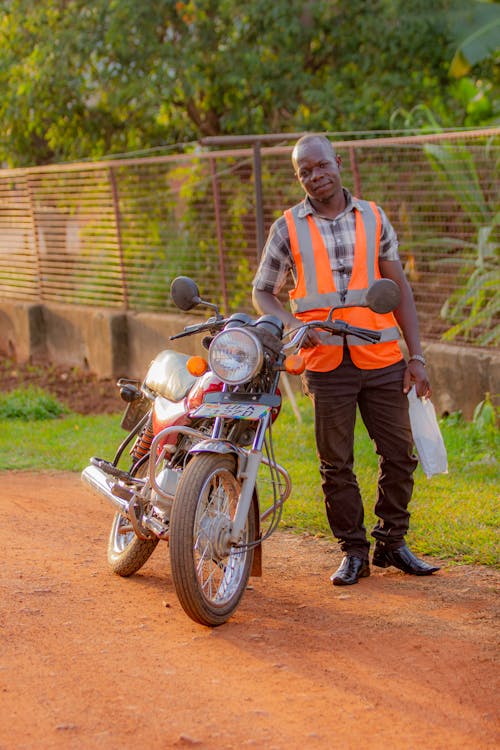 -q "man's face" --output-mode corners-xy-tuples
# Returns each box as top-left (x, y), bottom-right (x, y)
(293, 139), (343, 203)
